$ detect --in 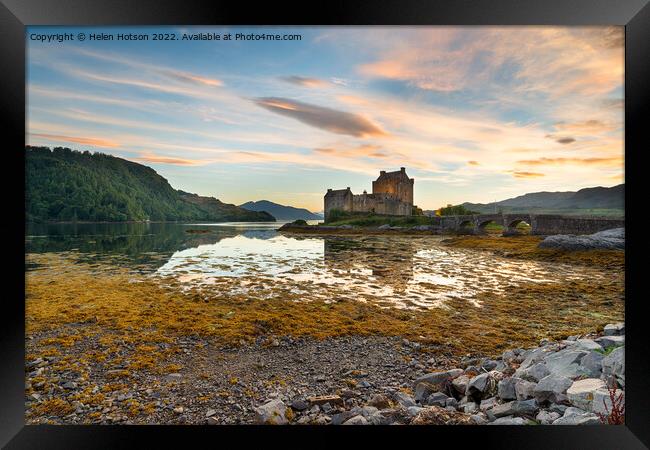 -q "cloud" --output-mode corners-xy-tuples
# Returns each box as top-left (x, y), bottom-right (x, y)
(553, 119), (617, 136)
(602, 98), (623, 110)
(353, 27), (623, 98)
(253, 97), (387, 137)
(517, 156), (622, 167)
(512, 171), (545, 178)
(73, 48), (224, 88)
(467, 160), (480, 166)
(546, 134), (576, 144)
(279, 76), (327, 88)
(133, 151), (206, 166)
(162, 71), (222, 87)
(314, 145), (389, 159)
(29, 133), (119, 148)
